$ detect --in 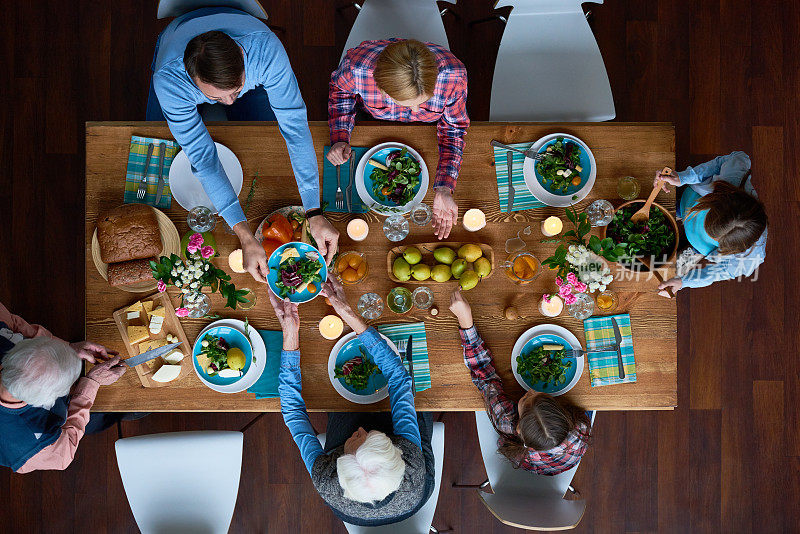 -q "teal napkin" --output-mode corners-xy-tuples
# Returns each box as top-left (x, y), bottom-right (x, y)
(246, 330), (283, 399)
(376, 322), (431, 392)
(493, 142), (545, 212)
(322, 146), (370, 213)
